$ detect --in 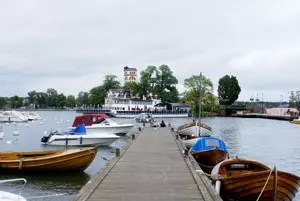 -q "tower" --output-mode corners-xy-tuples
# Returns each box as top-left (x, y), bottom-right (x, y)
(124, 66), (137, 82)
